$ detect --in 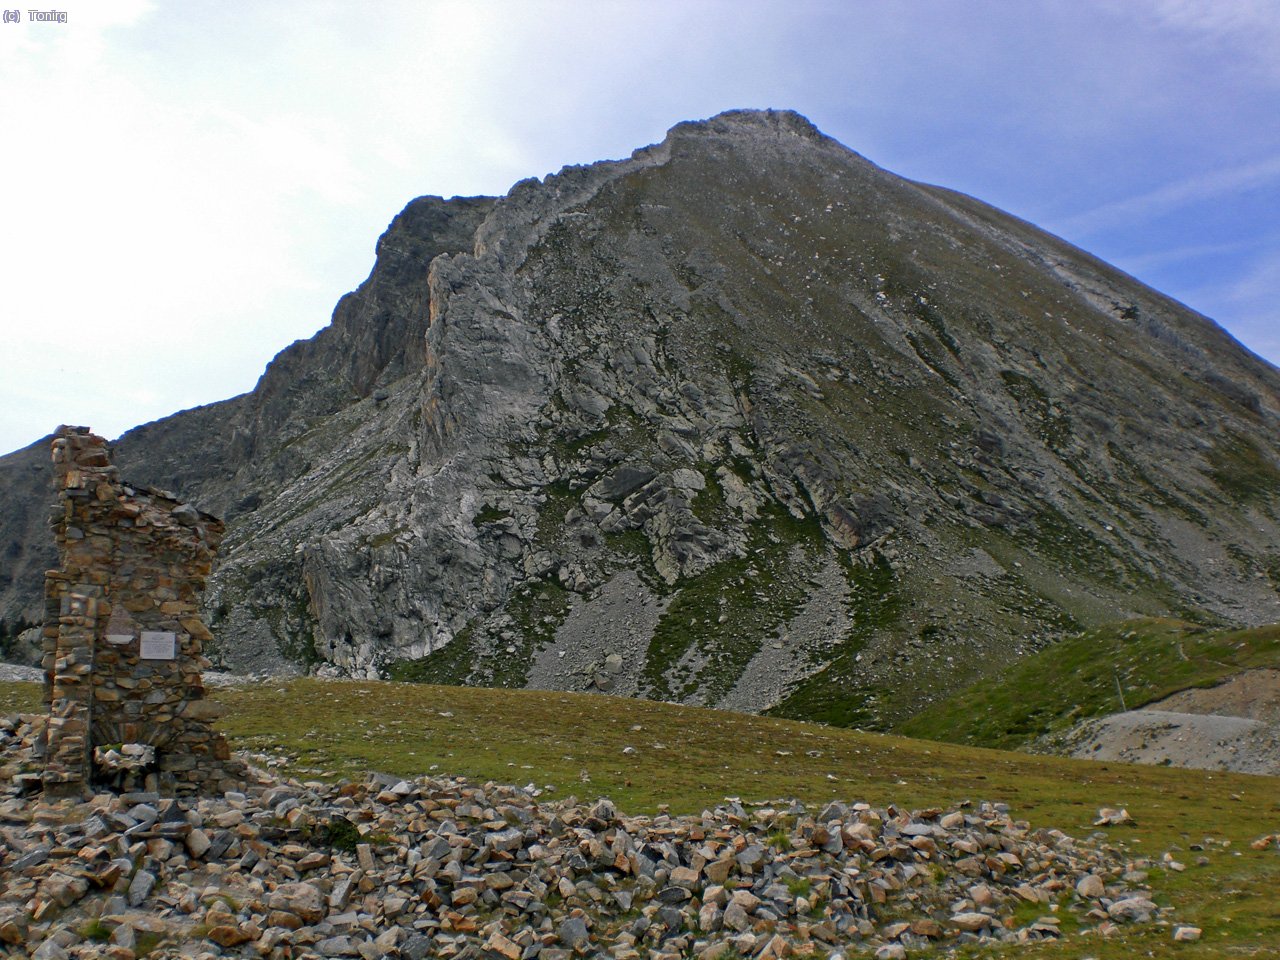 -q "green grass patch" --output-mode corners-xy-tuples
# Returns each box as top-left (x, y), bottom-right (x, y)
(640, 503), (824, 703)
(1001, 369), (1072, 451)
(690, 463), (726, 524)
(1208, 432), (1280, 506)
(314, 815), (363, 853)
(472, 505), (510, 526)
(555, 425), (612, 458)
(905, 329), (964, 391)
(386, 623), (479, 686)
(365, 527), (407, 549)
(898, 618), (1280, 750)
(1107, 441), (1211, 527)
(497, 580), (573, 686)
(535, 480), (577, 542)
(78, 919), (112, 943)
(782, 874), (811, 898)
(604, 529), (659, 582)
(1025, 500), (1122, 582)
(0, 681), (41, 714)
(766, 552), (902, 728)
(387, 581), (572, 689)
(914, 300), (963, 361)
(135, 930), (164, 957)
